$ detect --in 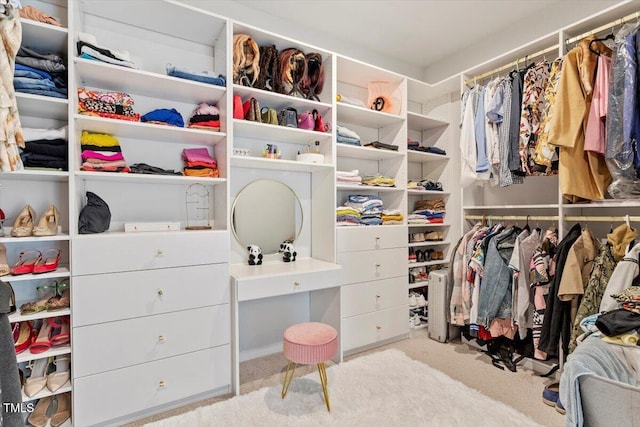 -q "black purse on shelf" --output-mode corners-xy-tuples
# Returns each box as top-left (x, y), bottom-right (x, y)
(78, 191), (111, 234)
